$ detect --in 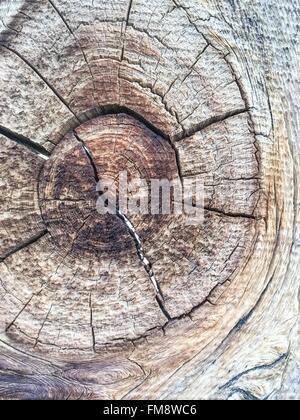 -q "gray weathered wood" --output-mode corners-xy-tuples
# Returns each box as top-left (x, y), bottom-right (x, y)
(0, 0), (299, 400)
